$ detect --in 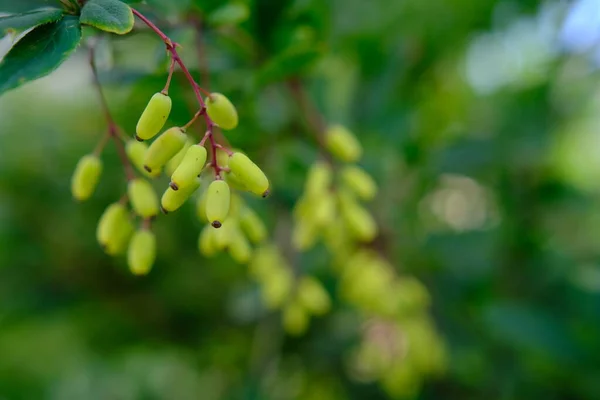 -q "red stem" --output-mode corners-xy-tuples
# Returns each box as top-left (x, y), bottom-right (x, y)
(132, 8), (224, 177)
(89, 46), (135, 181)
